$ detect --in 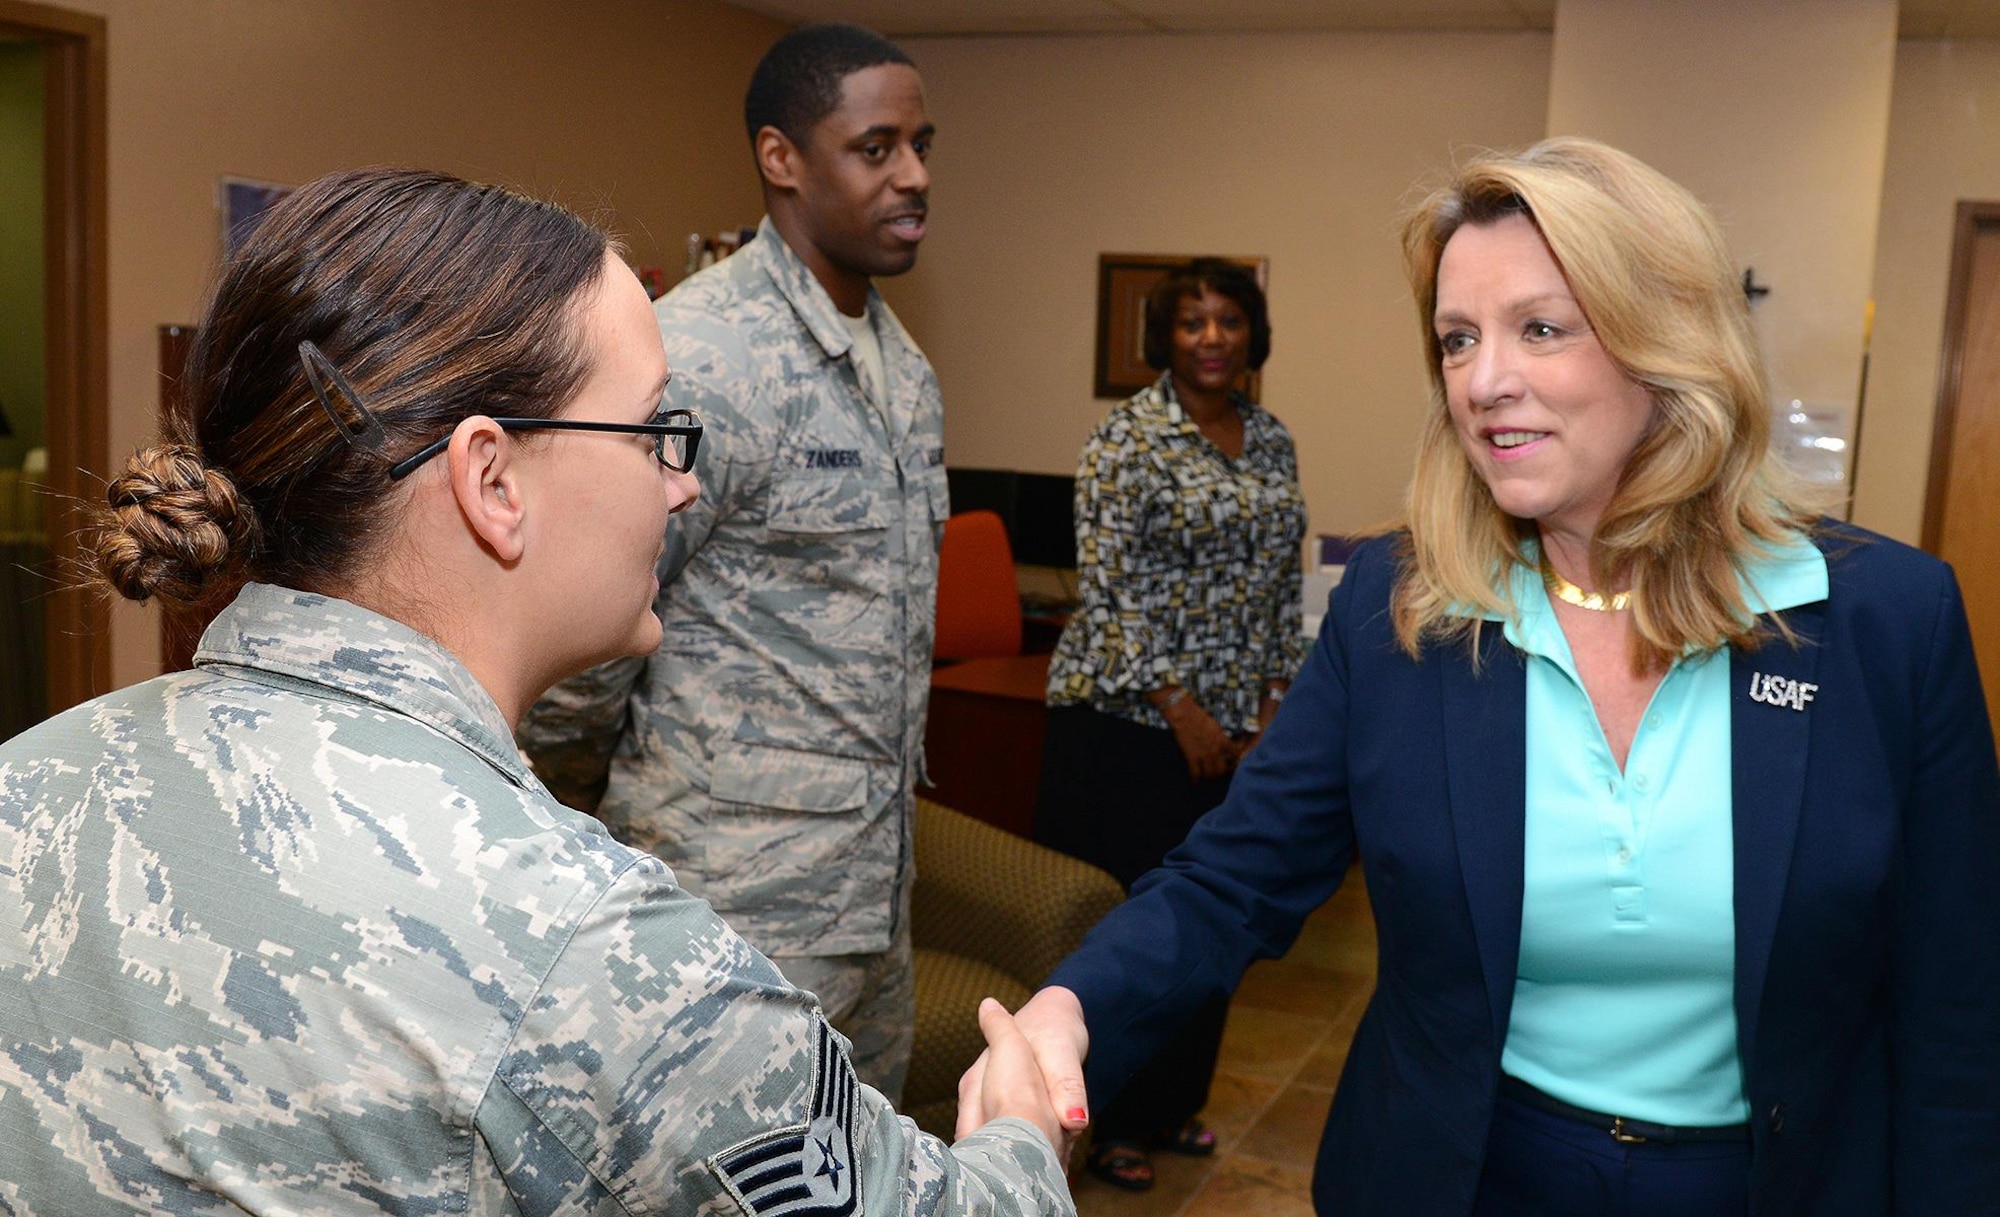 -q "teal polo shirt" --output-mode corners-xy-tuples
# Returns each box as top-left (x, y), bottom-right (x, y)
(1487, 533), (1827, 1126)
